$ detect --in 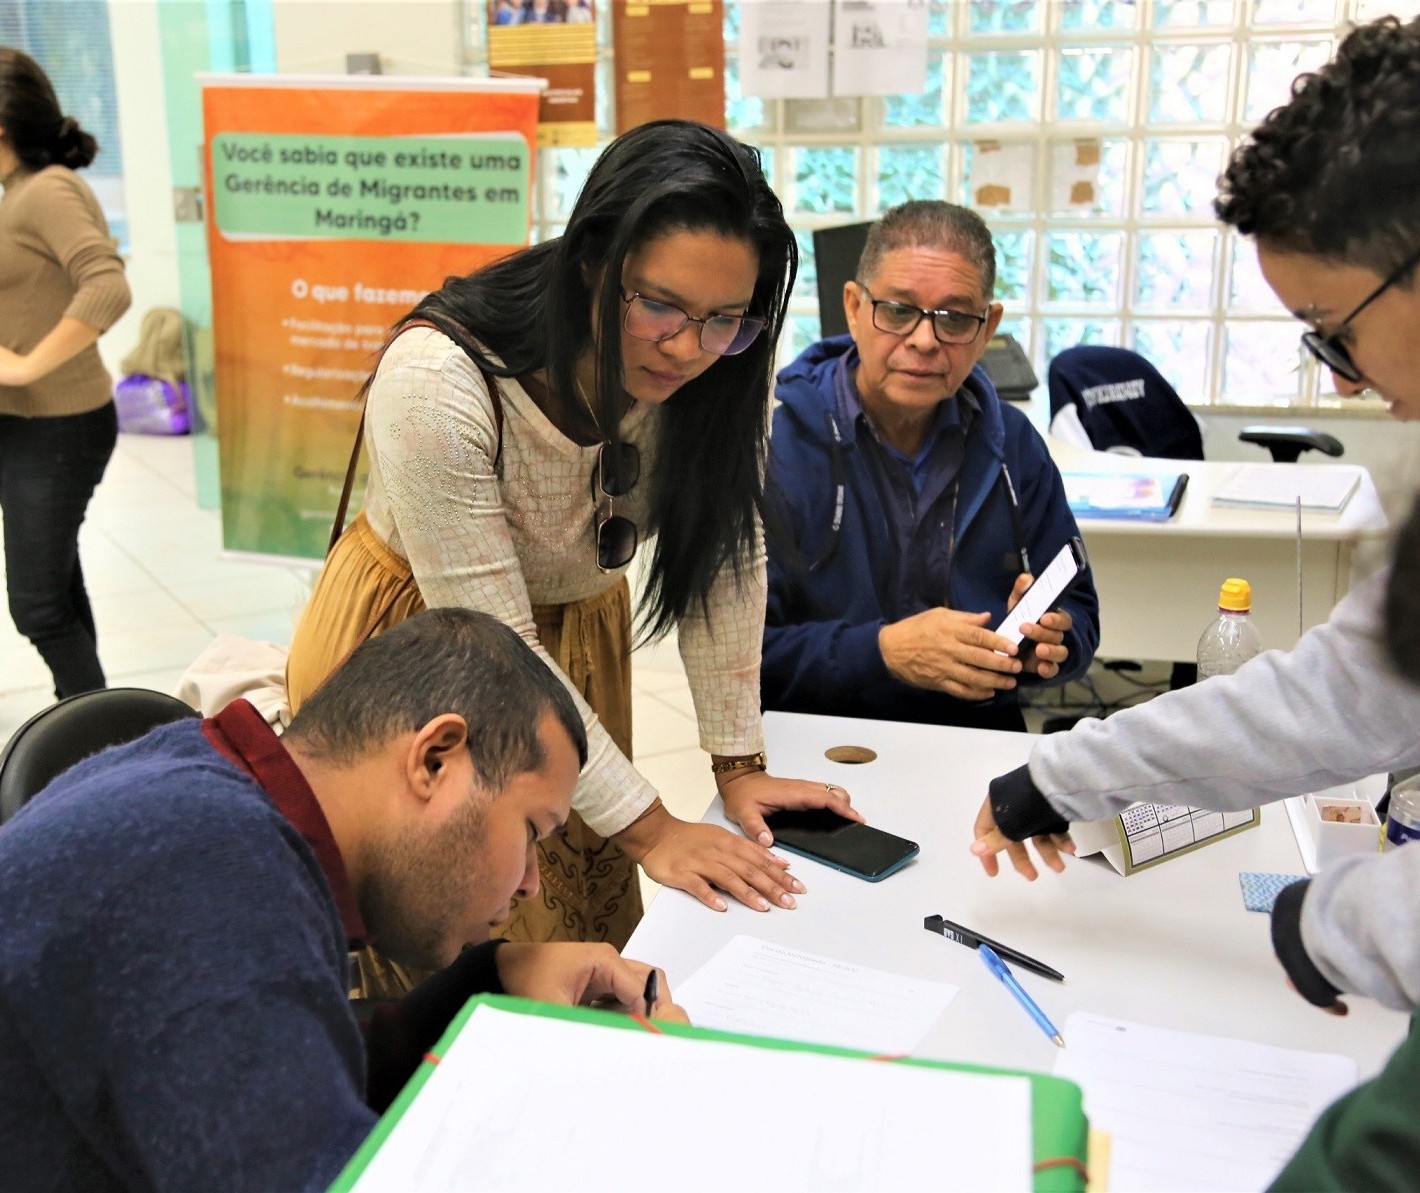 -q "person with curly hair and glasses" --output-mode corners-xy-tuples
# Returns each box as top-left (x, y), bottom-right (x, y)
(0, 48), (130, 700)
(287, 120), (860, 995)
(967, 19), (1420, 1185)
